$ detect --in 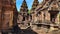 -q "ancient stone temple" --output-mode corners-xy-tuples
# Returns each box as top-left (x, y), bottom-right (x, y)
(0, 0), (60, 34)
(17, 0), (29, 29)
